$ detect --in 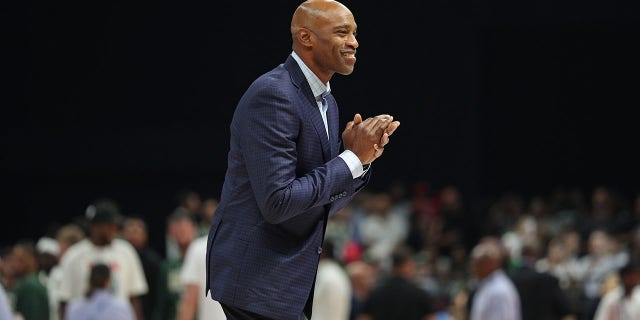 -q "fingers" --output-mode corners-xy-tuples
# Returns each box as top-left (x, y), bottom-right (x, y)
(362, 115), (392, 132)
(374, 132), (389, 150)
(345, 120), (354, 131)
(379, 132), (390, 147)
(353, 113), (363, 125)
(385, 121), (400, 136)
